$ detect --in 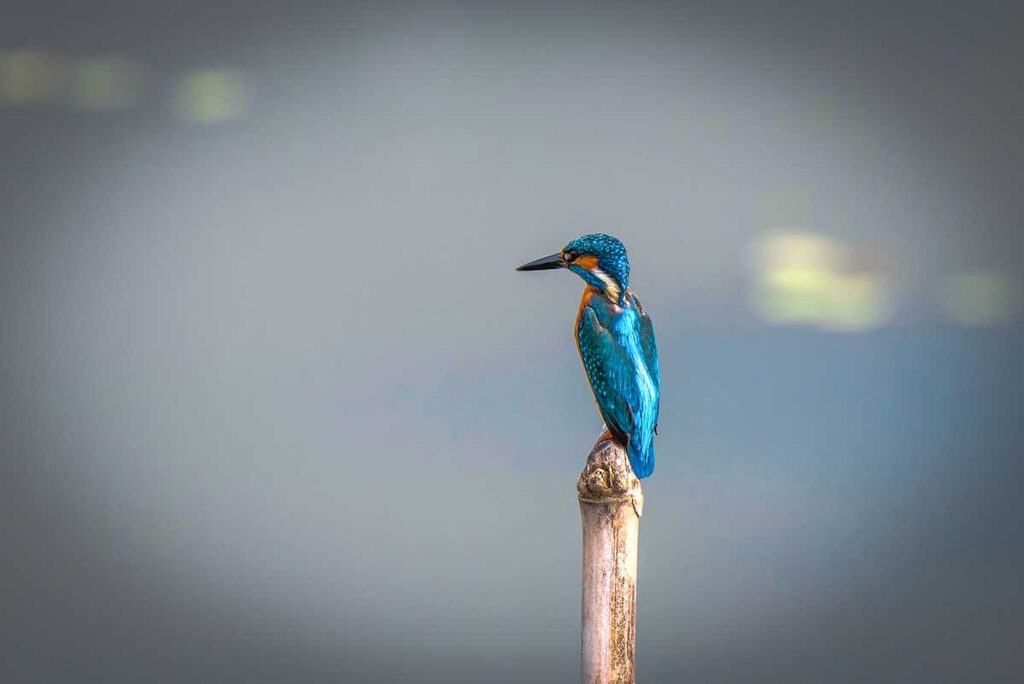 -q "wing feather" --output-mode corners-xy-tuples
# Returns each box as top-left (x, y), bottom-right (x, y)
(577, 292), (660, 478)
(577, 307), (636, 445)
(634, 294), (660, 434)
(631, 296), (659, 384)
